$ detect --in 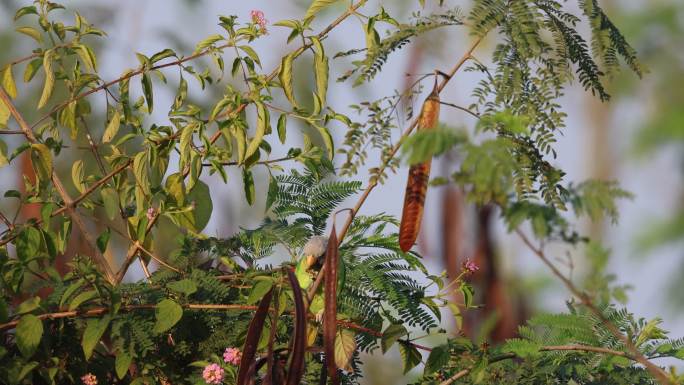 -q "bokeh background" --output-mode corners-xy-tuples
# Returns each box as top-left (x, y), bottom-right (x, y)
(1, 0), (682, 383)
